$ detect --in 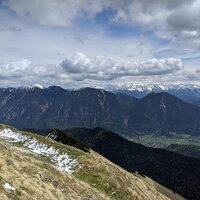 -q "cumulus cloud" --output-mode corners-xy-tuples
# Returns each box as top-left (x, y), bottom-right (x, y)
(0, 59), (61, 80)
(1, 1), (199, 87)
(60, 52), (183, 81)
(111, 1), (199, 42)
(4, 0), (200, 47)
(167, 2), (200, 32)
(185, 70), (200, 81)
(0, 53), (184, 86)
